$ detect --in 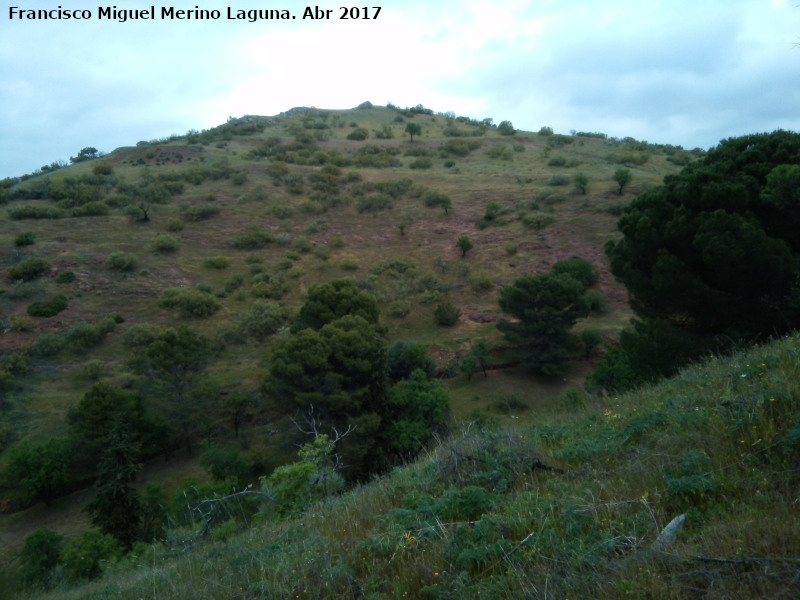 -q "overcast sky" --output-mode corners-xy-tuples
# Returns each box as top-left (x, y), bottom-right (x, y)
(1, 0), (799, 178)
